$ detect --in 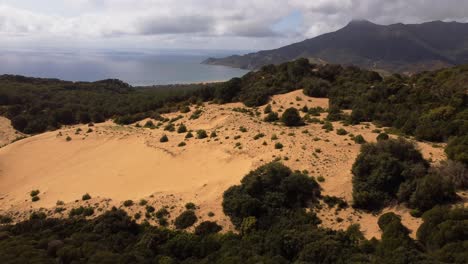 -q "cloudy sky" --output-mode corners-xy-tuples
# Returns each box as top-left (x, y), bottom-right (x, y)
(1, 0), (467, 51)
